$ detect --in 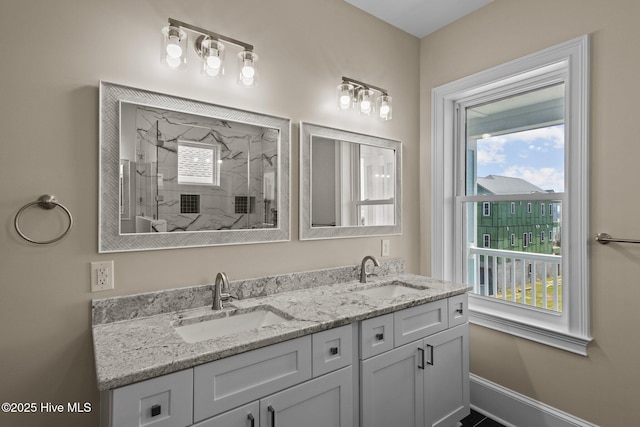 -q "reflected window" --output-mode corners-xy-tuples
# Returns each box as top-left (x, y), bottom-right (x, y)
(177, 141), (220, 186)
